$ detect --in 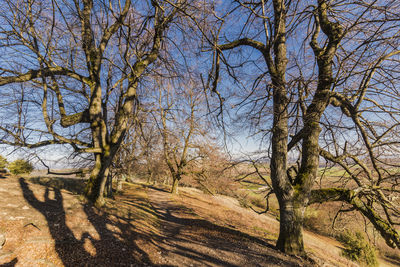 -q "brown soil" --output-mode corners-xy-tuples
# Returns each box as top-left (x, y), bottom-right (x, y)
(0, 174), (396, 266)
